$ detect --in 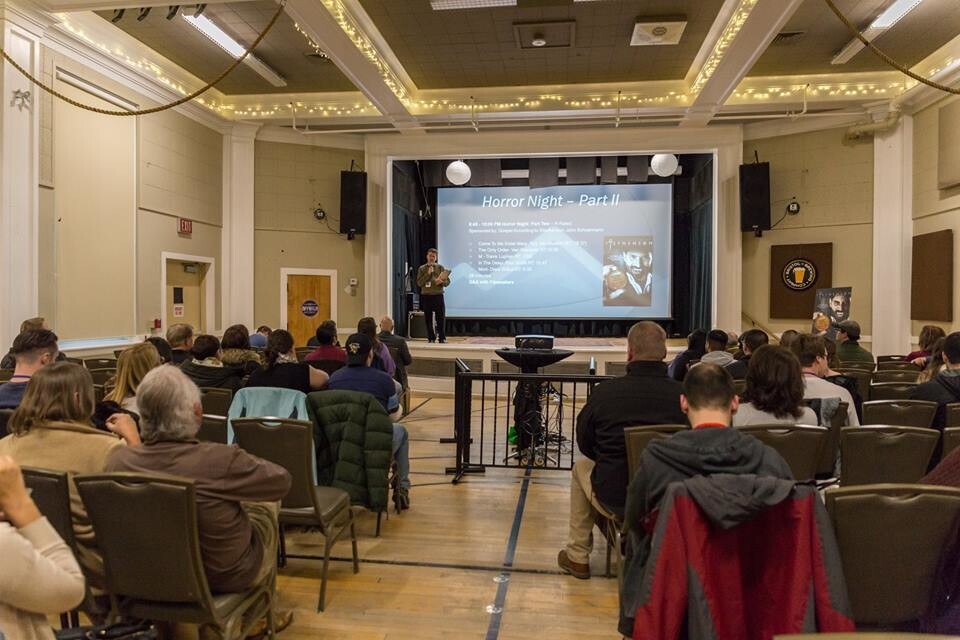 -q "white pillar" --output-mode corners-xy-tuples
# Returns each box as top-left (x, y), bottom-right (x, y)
(871, 113), (913, 356)
(221, 122), (260, 330)
(0, 3), (47, 349)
